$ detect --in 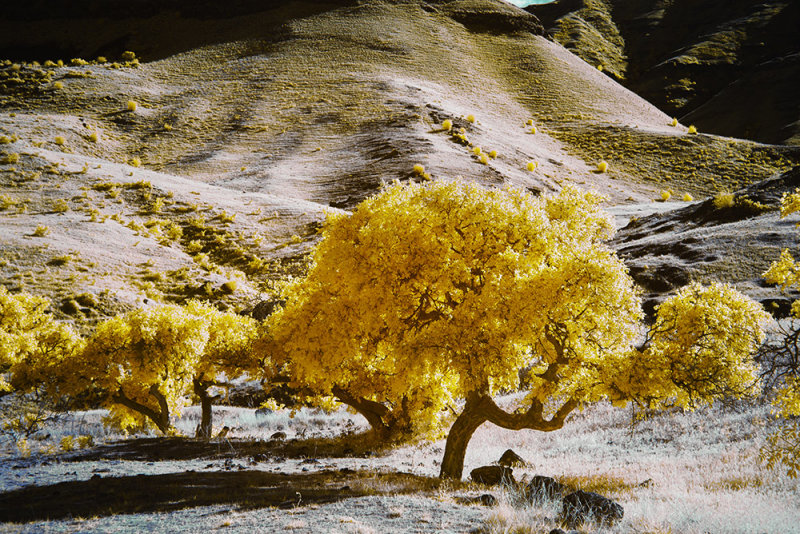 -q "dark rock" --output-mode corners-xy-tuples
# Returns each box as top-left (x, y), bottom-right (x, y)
(525, 475), (567, 502)
(479, 494), (497, 507)
(498, 449), (526, 467)
(470, 465), (515, 486)
(270, 431), (287, 440)
(561, 490), (624, 528)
